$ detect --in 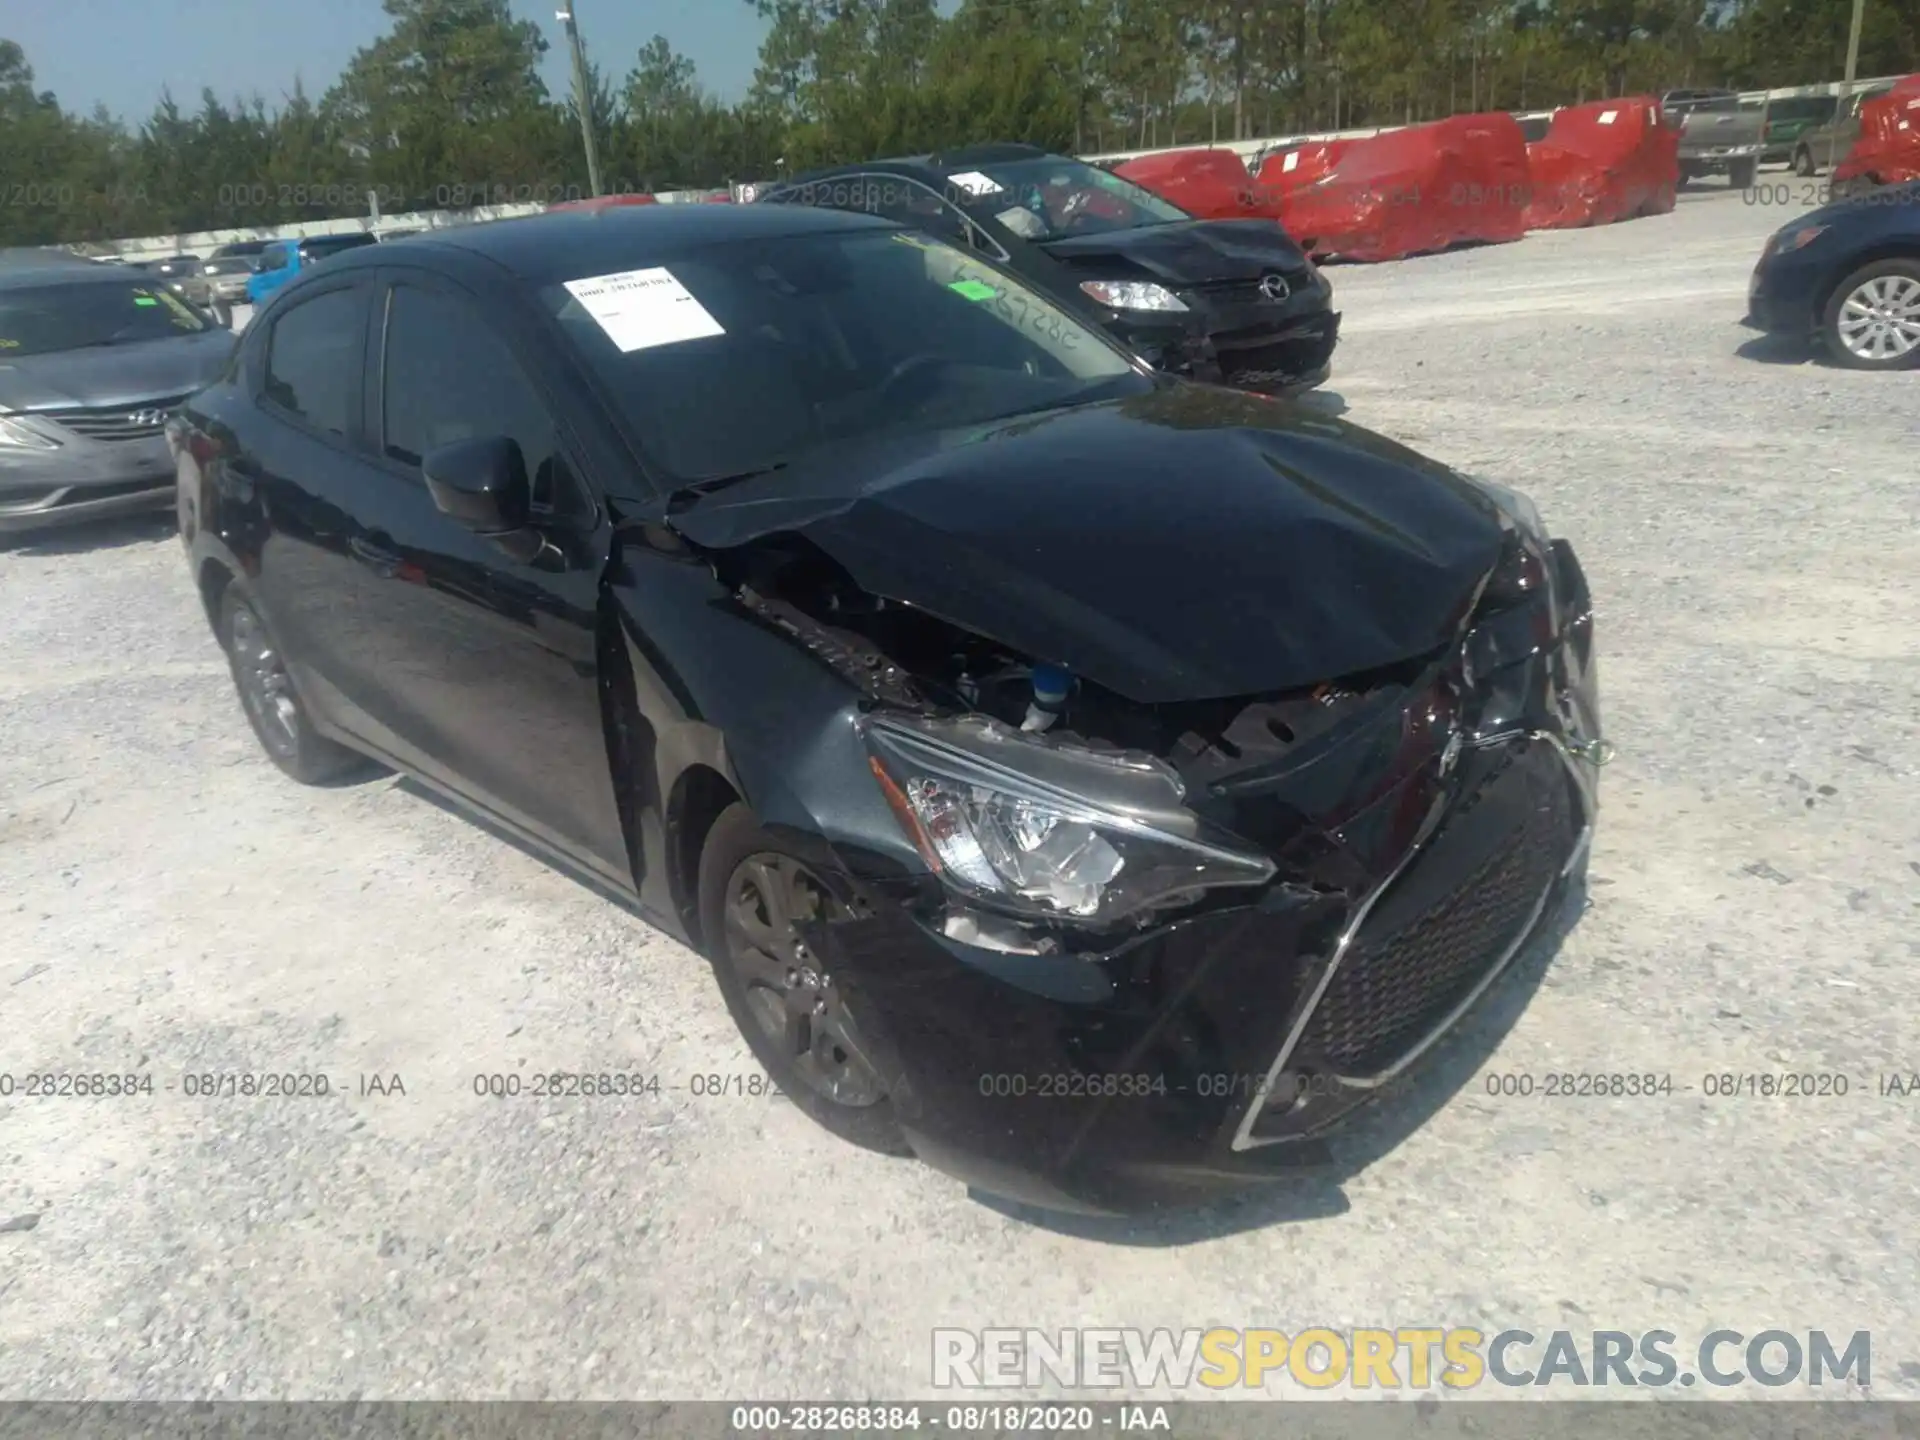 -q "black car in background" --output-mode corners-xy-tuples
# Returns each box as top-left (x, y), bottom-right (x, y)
(171, 203), (1600, 1215)
(1744, 182), (1920, 369)
(758, 143), (1341, 394)
(0, 259), (234, 533)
